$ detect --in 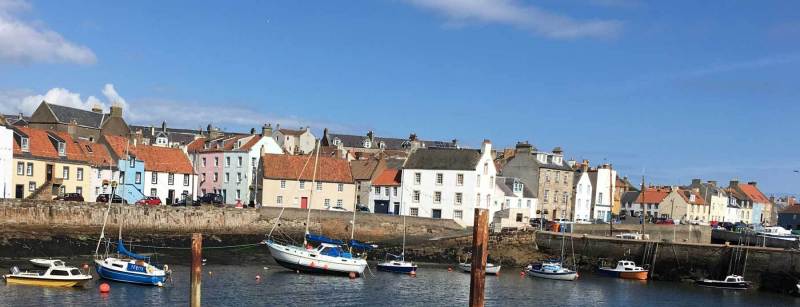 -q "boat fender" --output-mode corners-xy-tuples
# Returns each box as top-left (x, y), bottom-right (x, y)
(99, 283), (111, 293)
(82, 263), (89, 270)
(256, 274), (261, 281)
(348, 272), (357, 279)
(448, 267), (453, 272)
(410, 271), (417, 277)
